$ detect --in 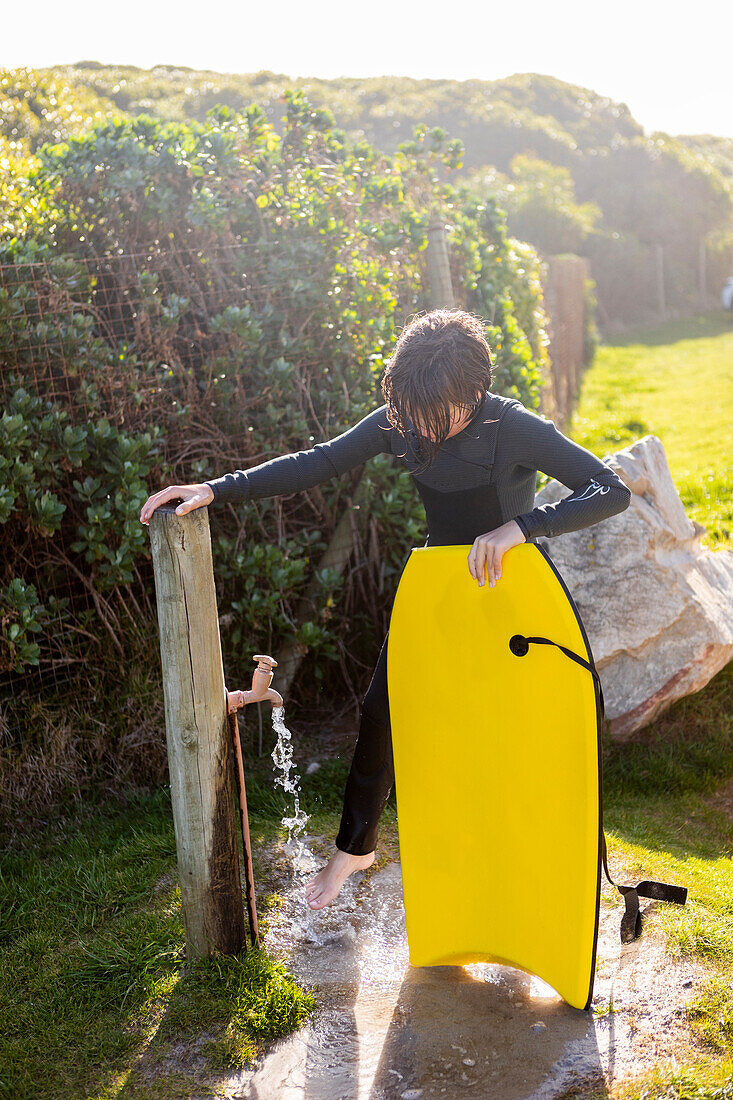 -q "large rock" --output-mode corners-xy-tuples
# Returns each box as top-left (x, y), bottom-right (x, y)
(534, 435), (733, 739)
